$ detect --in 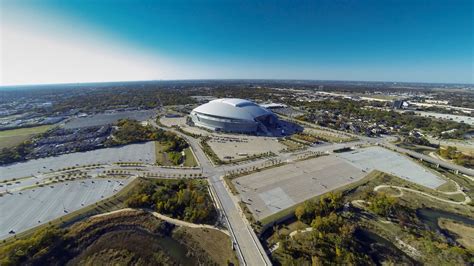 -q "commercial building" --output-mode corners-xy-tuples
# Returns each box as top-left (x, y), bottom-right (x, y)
(190, 98), (279, 133)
